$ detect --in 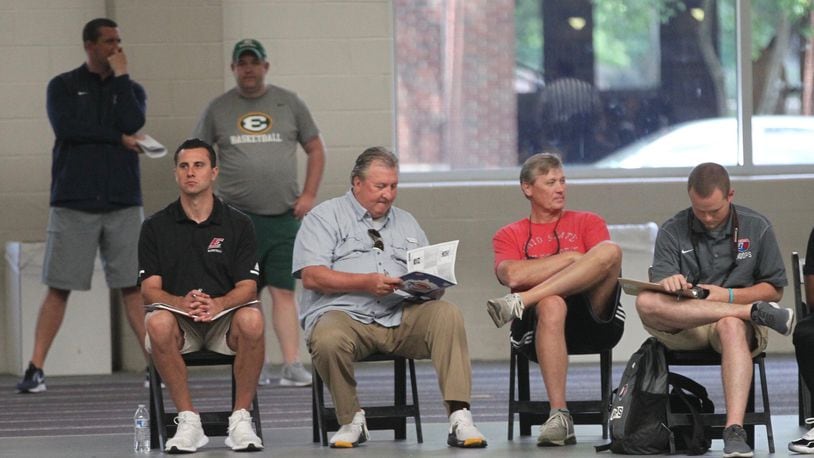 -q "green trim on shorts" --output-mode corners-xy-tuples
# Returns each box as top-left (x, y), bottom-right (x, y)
(247, 210), (299, 290)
